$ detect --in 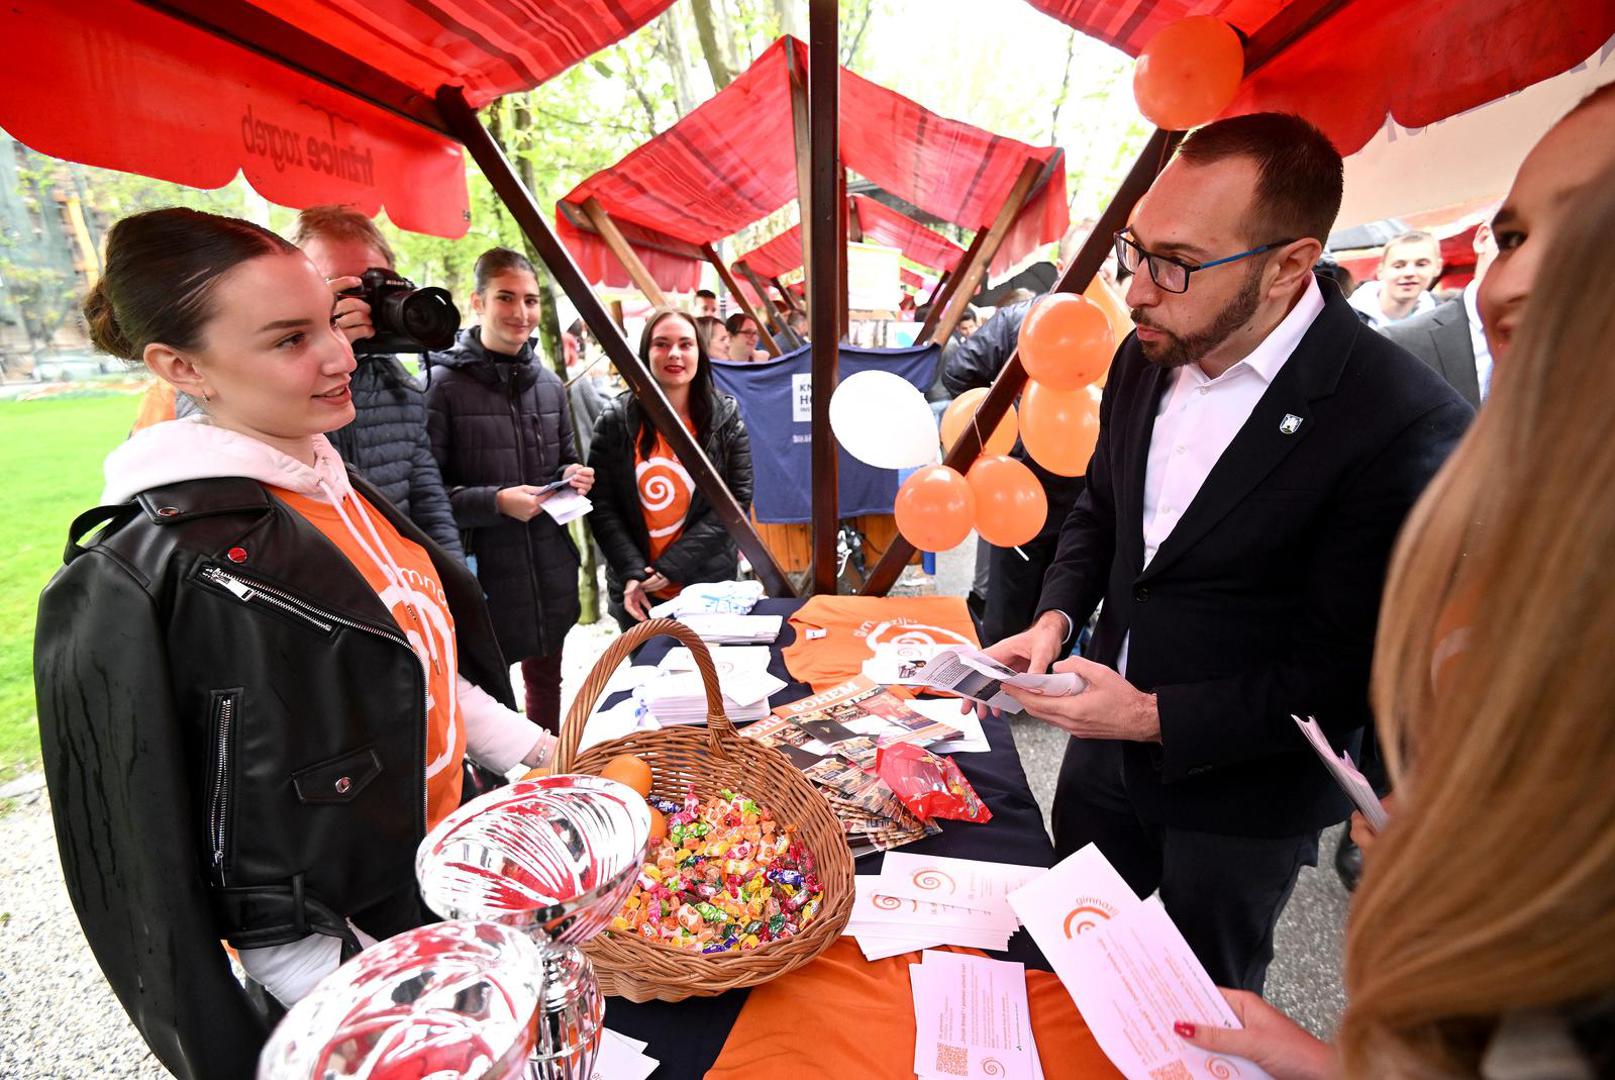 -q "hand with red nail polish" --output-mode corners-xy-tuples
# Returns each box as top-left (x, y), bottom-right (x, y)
(1175, 989), (1335, 1080)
